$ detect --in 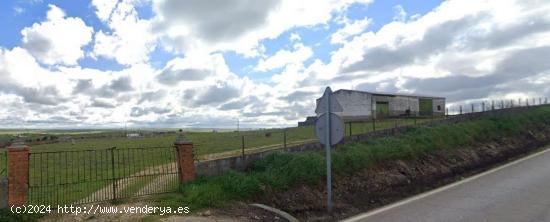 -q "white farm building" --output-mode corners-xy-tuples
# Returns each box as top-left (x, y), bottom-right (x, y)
(314, 89), (446, 121)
